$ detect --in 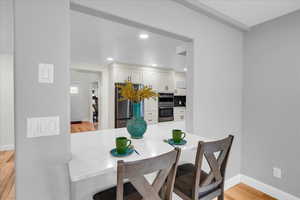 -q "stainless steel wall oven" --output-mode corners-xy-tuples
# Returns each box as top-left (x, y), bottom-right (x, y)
(158, 93), (174, 122)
